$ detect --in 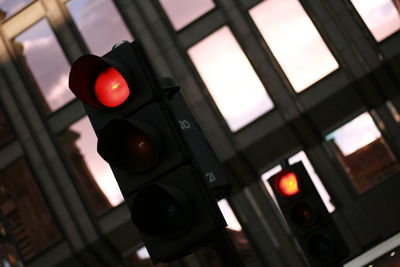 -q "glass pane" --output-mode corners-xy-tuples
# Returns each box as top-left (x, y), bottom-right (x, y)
(0, 109), (13, 147)
(0, 212), (24, 267)
(128, 247), (185, 266)
(326, 112), (400, 194)
(217, 199), (255, 263)
(218, 199), (241, 231)
(188, 26), (274, 132)
(261, 151), (335, 213)
(66, 0), (133, 56)
(59, 117), (123, 215)
(351, 0), (400, 42)
(0, 0), (33, 20)
(0, 159), (61, 261)
(15, 19), (74, 112)
(159, 0), (215, 30)
(249, 0), (339, 92)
